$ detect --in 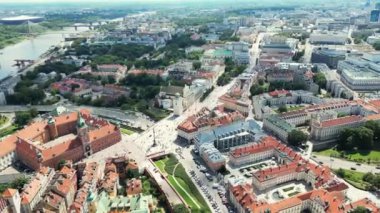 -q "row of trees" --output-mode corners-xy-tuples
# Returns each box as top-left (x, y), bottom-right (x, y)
(217, 58), (247, 86)
(288, 129), (308, 147)
(313, 72), (327, 90)
(337, 168), (380, 191)
(14, 109), (39, 127)
(338, 121), (380, 151)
